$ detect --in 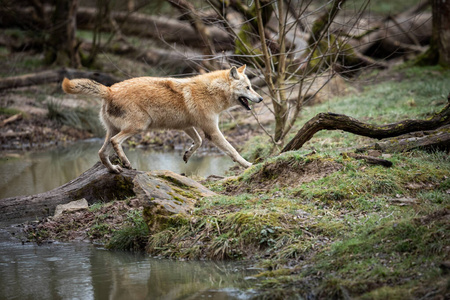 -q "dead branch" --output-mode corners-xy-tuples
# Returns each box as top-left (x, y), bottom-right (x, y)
(0, 131), (32, 138)
(356, 125), (450, 153)
(281, 97), (450, 152)
(0, 68), (121, 91)
(0, 114), (23, 127)
(344, 152), (393, 167)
